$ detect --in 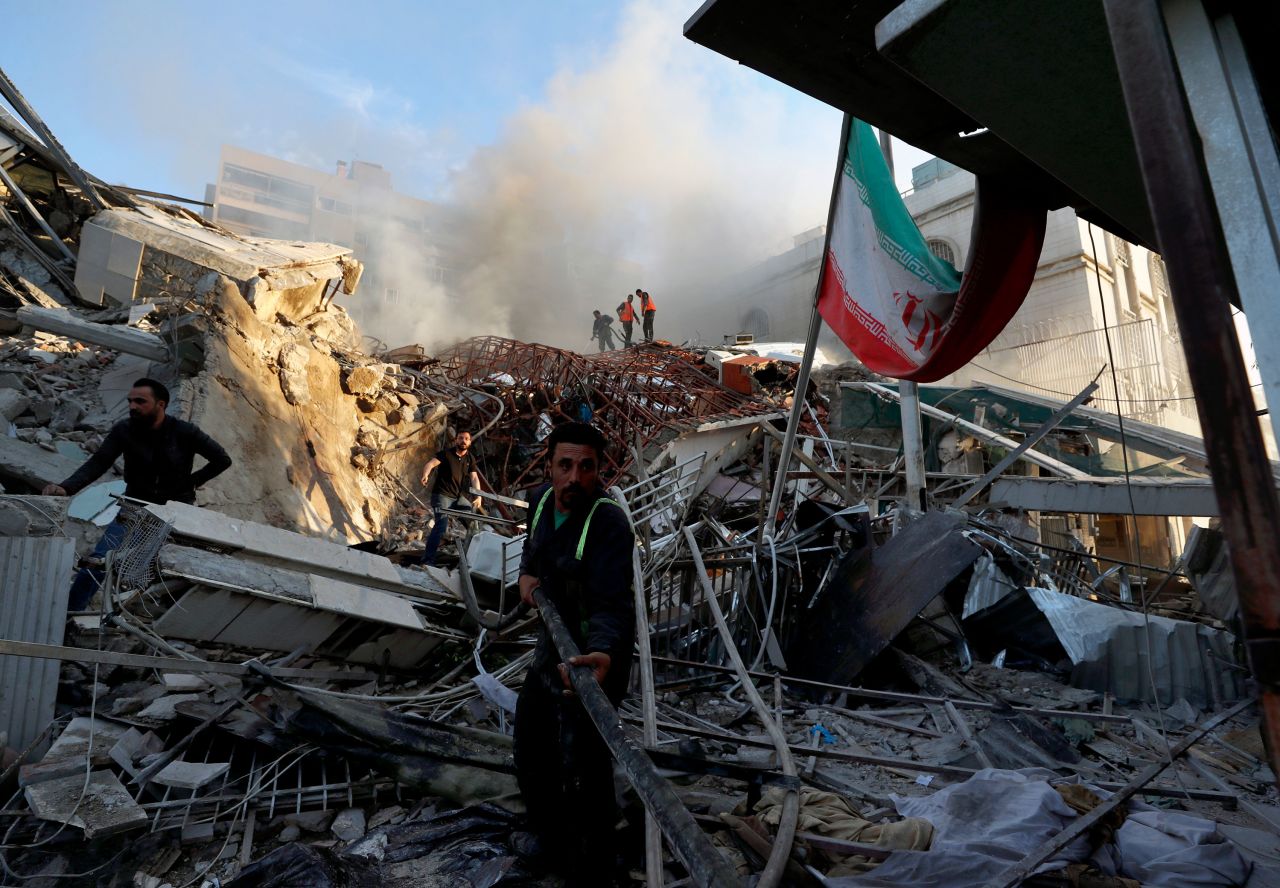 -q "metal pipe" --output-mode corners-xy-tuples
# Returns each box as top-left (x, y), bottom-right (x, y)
(0, 163), (76, 263)
(765, 113), (852, 538)
(683, 528), (799, 888)
(900, 380), (928, 510)
(531, 589), (738, 888)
